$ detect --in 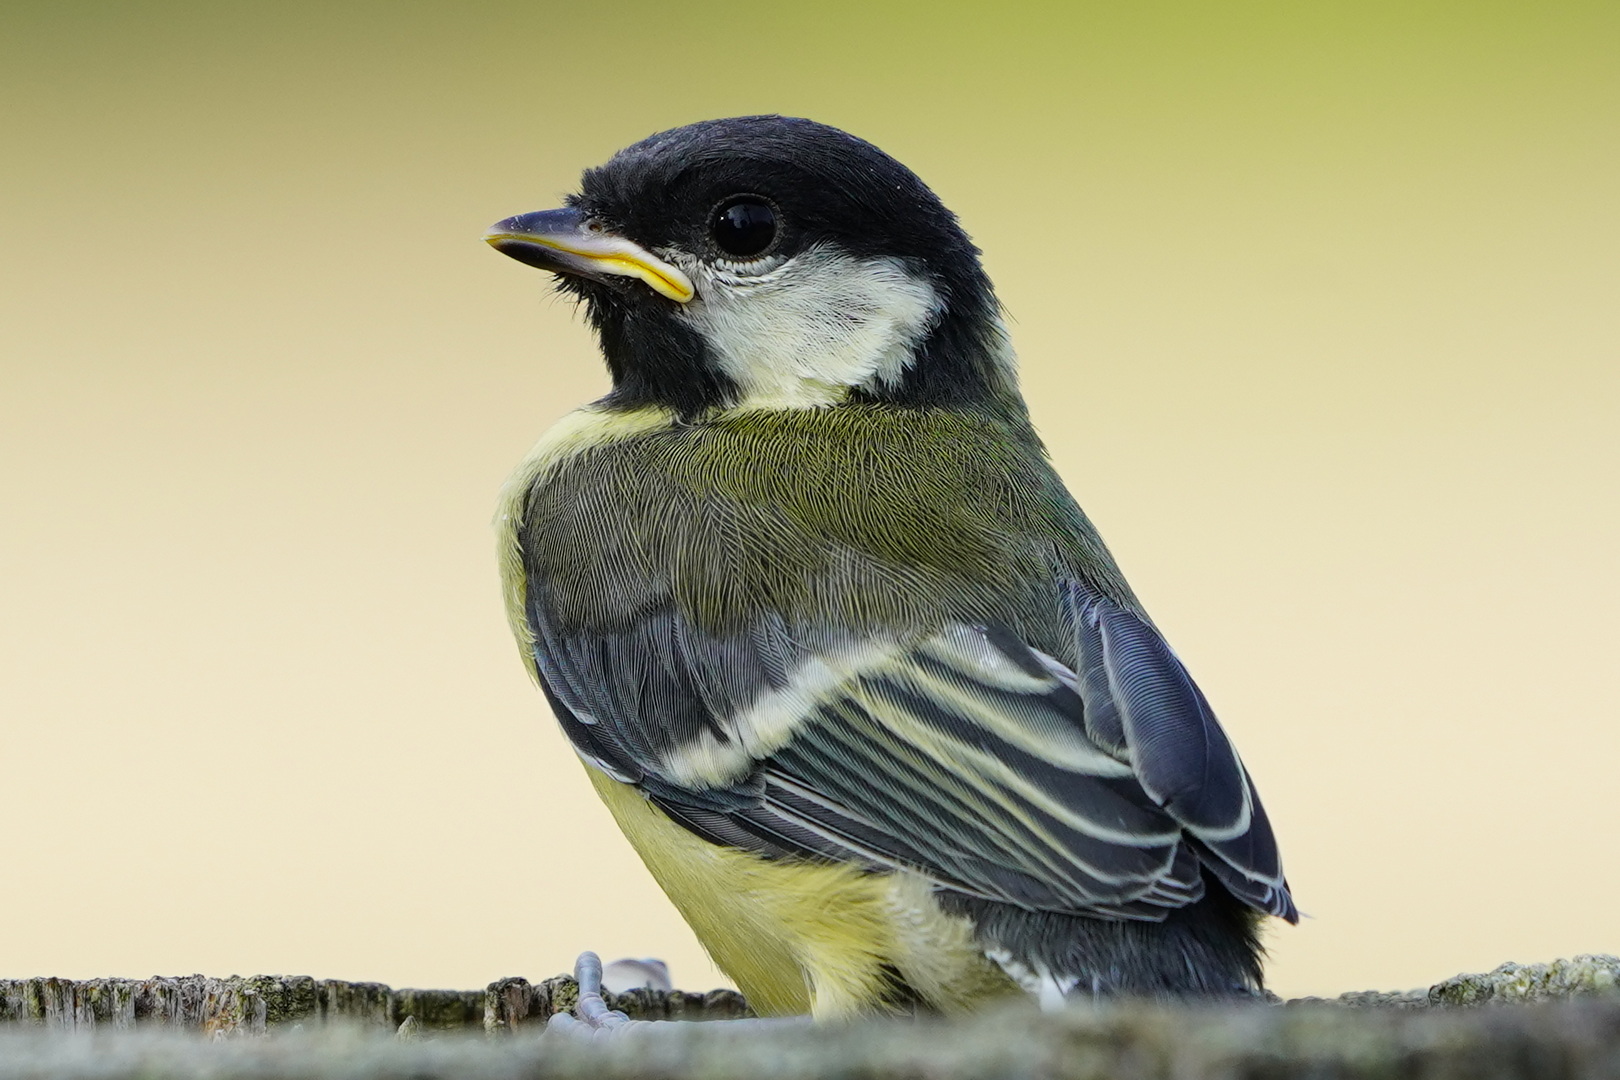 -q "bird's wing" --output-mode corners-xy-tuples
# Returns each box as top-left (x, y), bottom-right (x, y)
(527, 577), (1295, 922)
(1053, 580), (1295, 919)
